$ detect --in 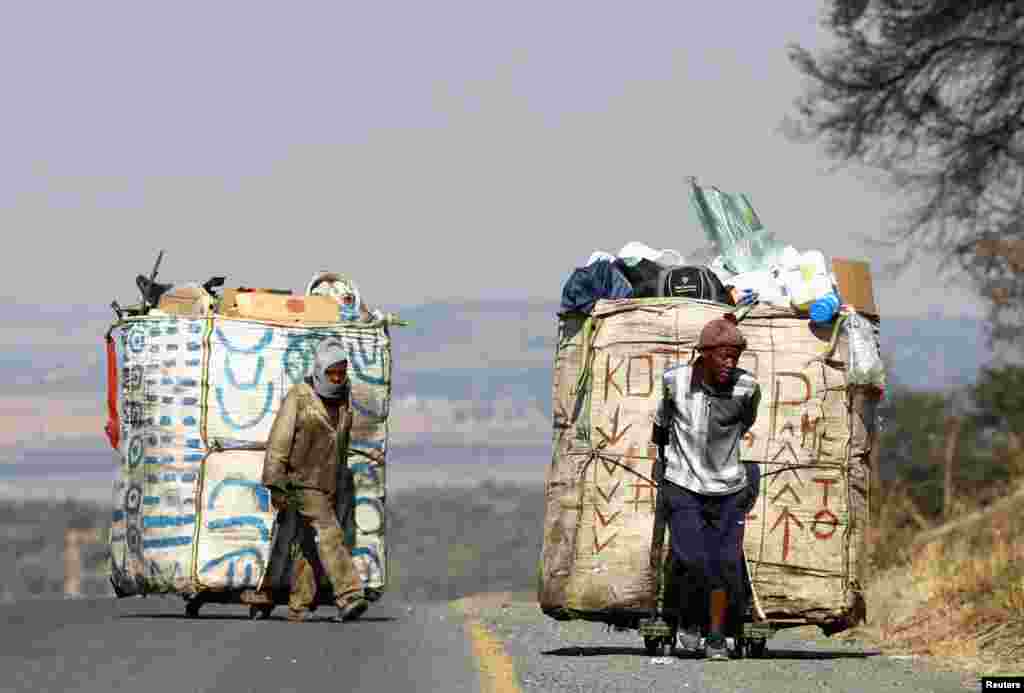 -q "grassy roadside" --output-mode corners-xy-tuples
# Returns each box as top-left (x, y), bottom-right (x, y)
(0, 479), (548, 603)
(0, 498), (110, 601)
(441, 481), (1024, 677)
(848, 484), (1024, 676)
